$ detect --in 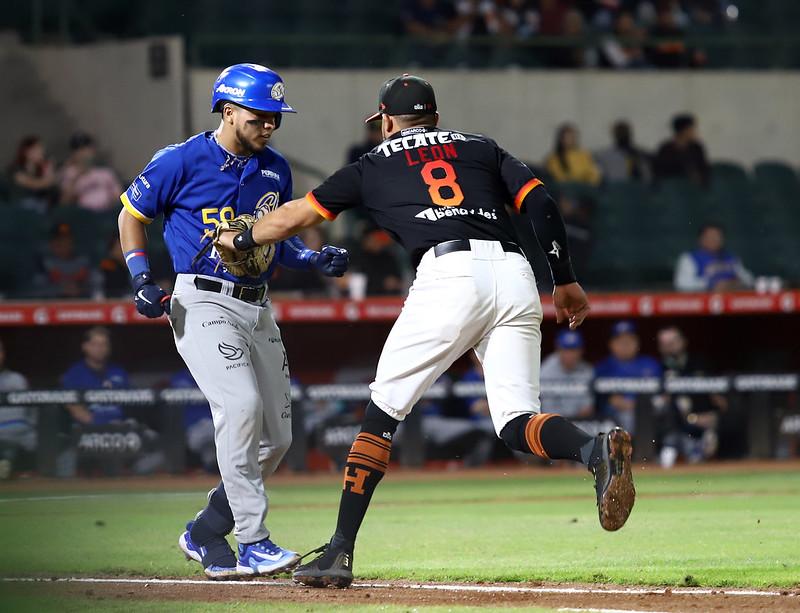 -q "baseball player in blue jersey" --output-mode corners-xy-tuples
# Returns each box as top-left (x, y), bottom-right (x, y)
(118, 64), (349, 579)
